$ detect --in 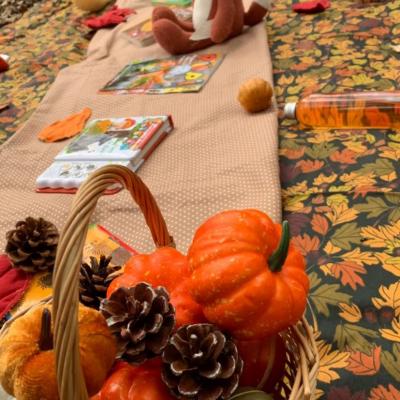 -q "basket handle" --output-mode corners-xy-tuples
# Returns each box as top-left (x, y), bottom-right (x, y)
(52, 165), (174, 400)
